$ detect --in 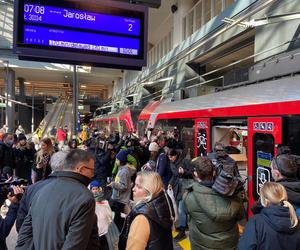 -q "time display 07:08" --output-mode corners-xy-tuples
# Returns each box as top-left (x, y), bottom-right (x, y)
(24, 4), (44, 21)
